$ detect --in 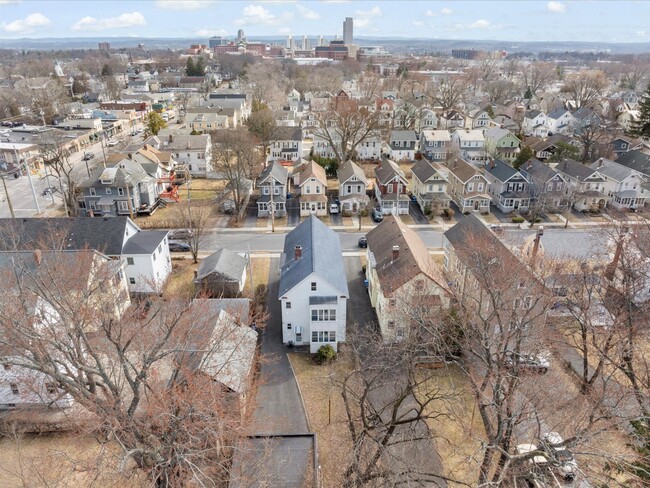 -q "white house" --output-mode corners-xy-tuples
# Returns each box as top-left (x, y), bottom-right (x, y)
(337, 159), (369, 214)
(546, 108), (576, 135)
(297, 161), (328, 216)
(158, 132), (212, 177)
(589, 158), (649, 211)
(355, 131), (382, 160)
(523, 110), (550, 138)
(388, 130), (418, 161)
(269, 127), (303, 162)
(312, 132), (339, 159)
(451, 128), (486, 164)
(278, 215), (349, 353)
